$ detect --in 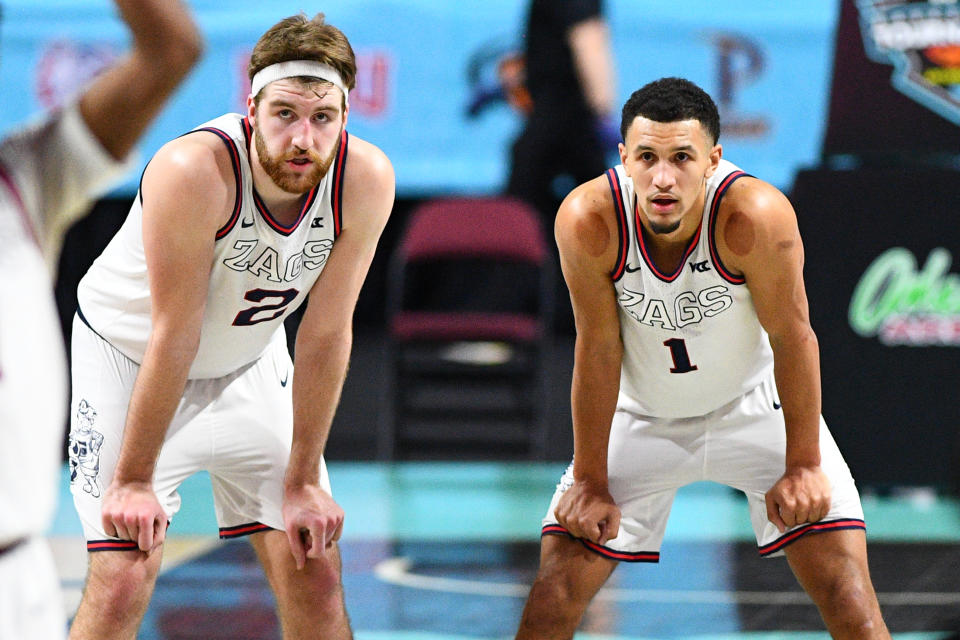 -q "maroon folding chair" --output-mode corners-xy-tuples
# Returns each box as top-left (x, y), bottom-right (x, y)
(378, 197), (554, 459)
